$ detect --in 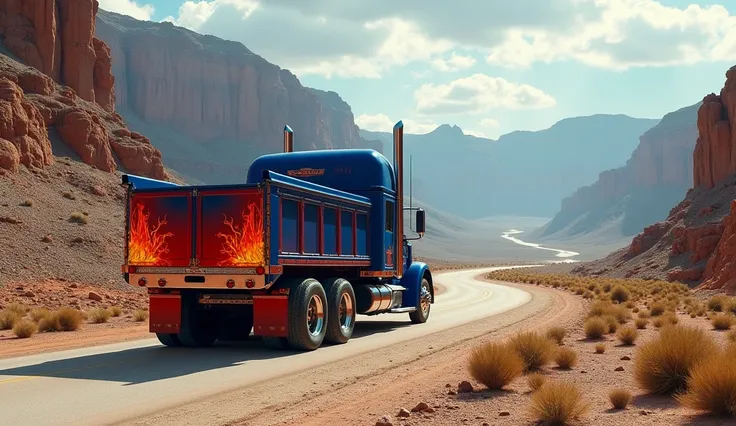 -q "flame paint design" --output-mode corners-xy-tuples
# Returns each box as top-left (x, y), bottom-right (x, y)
(128, 202), (173, 265)
(216, 201), (264, 266)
